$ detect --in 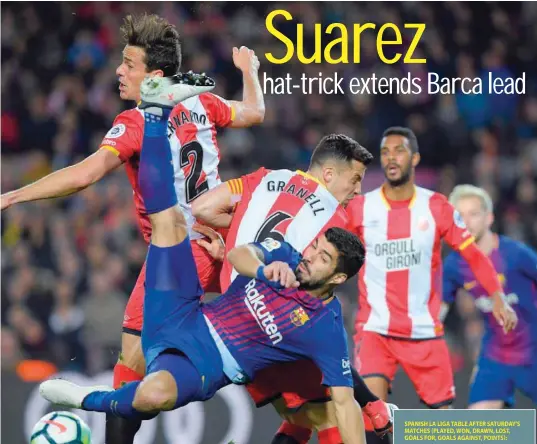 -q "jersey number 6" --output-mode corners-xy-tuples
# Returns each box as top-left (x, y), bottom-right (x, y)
(254, 211), (292, 243)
